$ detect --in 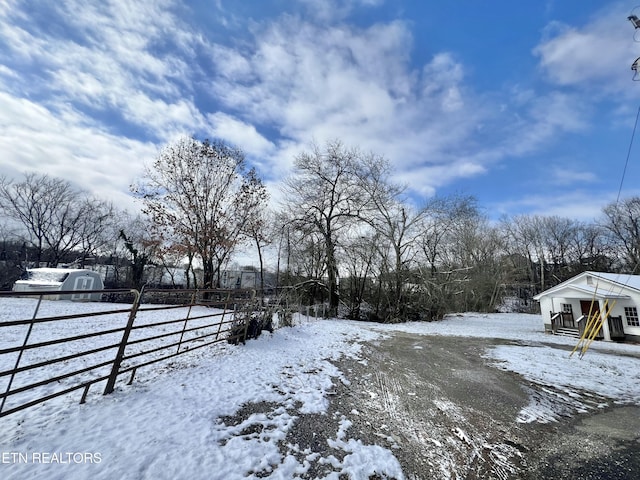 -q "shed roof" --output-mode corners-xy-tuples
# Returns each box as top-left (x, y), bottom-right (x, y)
(15, 268), (100, 286)
(27, 267), (92, 274)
